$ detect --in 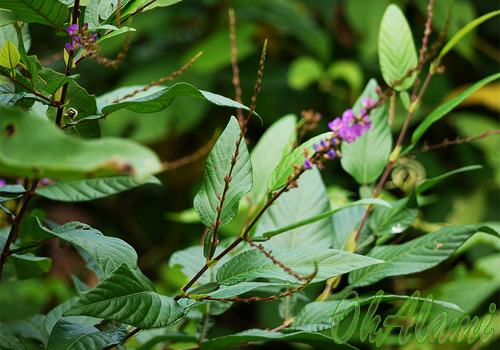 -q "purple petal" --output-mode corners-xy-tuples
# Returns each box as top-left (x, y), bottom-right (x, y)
(342, 109), (355, 123)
